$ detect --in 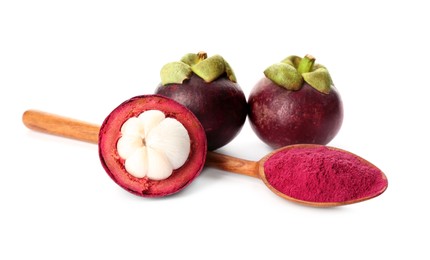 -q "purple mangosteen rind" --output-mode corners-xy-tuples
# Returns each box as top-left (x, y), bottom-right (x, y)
(248, 54), (343, 149)
(155, 74), (247, 150)
(98, 94), (207, 197)
(248, 78), (343, 148)
(156, 51), (248, 151)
